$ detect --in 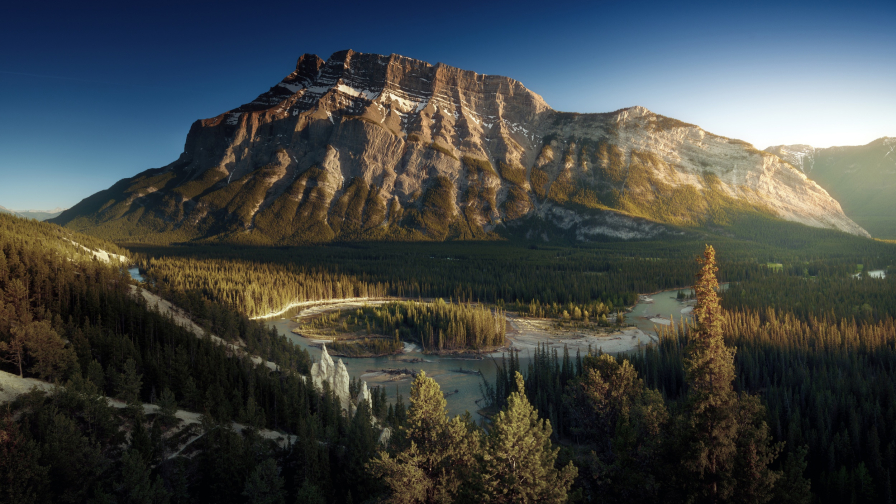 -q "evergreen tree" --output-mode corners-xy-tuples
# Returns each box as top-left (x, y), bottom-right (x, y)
(0, 415), (47, 504)
(294, 482), (326, 504)
(157, 388), (179, 428)
(678, 245), (781, 503)
(117, 448), (170, 504)
(368, 371), (482, 503)
(344, 401), (380, 499)
(481, 372), (577, 503)
(0, 318), (30, 378)
(241, 458), (285, 504)
(23, 320), (75, 382)
(679, 245), (740, 501)
(563, 354), (668, 502)
(87, 359), (106, 393)
(773, 445), (812, 504)
(117, 358), (143, 414)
